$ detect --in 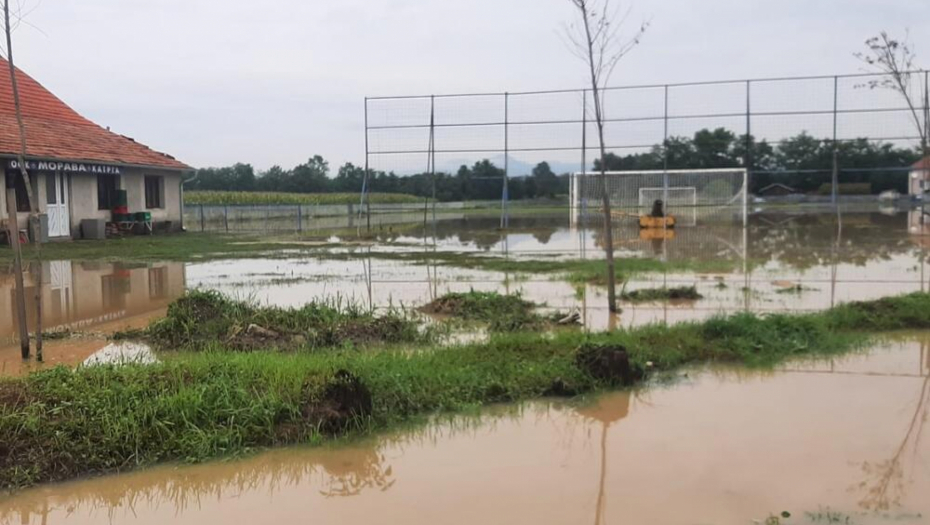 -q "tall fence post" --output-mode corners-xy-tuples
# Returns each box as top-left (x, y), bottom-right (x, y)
(501, 92), (510, 229)
(224, 204), (229, 232)
(832, 76), (839, 207)
(663, 84), (670, 210)
(361, 97), (371, 232)
(576, 89), (588, 227)
(745, 80), (752, 202)
(297, 205), (302, 233)
(199, 204), (205, 232)
(430, 95), (437, 222)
